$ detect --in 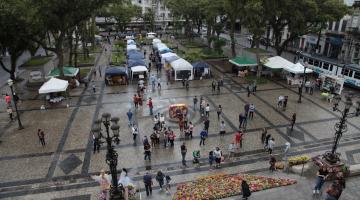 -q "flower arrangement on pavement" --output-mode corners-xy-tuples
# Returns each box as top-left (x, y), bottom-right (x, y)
(173, 173), (297, 200)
